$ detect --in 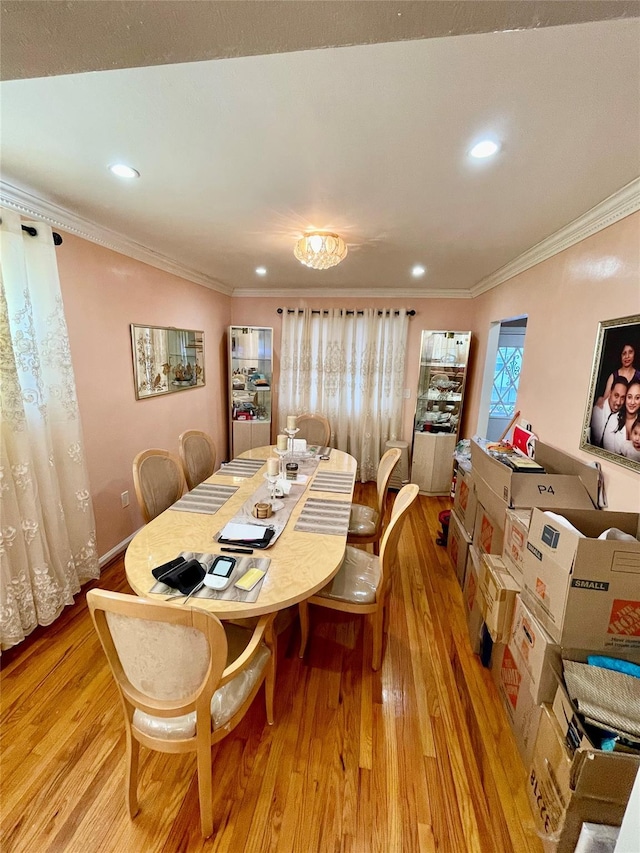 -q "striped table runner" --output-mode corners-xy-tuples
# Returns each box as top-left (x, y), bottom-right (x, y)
(214, 458), (266, 478)
(294, 498), (352, 536)
(171, 482), (238, 515)
(309, 471), (355, 494)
